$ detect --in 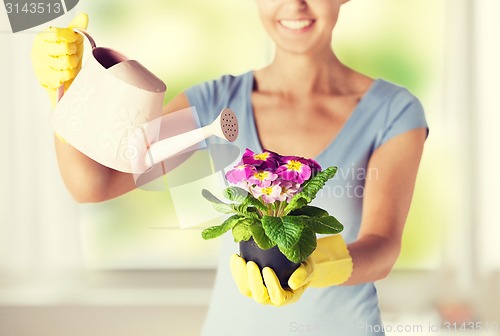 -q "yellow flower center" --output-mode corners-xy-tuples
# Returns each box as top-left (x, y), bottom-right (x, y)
(262, 187), (273, 195)
(254, 152), (270, 161)
(286, 160), (303, 171)
(253, 171), (270, 181)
